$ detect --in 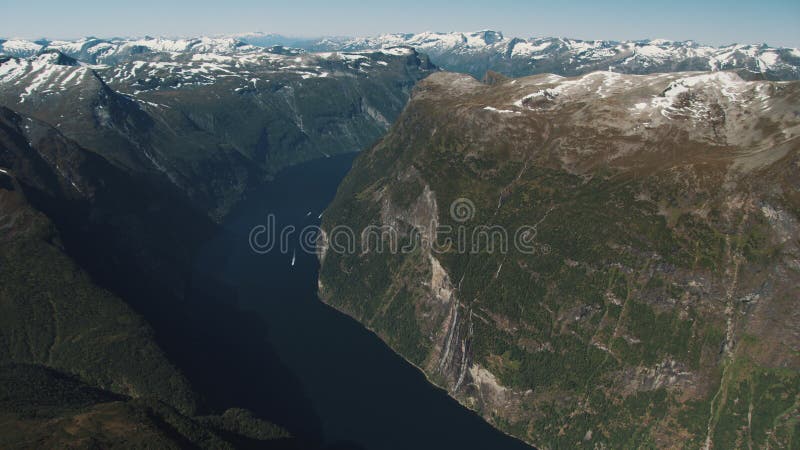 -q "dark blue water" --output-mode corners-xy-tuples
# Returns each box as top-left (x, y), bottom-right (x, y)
(194, 153), (532, 450)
